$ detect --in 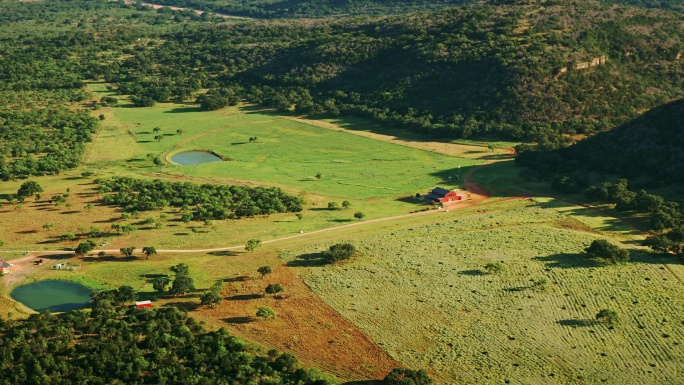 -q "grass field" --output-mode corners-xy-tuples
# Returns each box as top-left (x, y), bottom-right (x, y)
(283, 199), (684, 384)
